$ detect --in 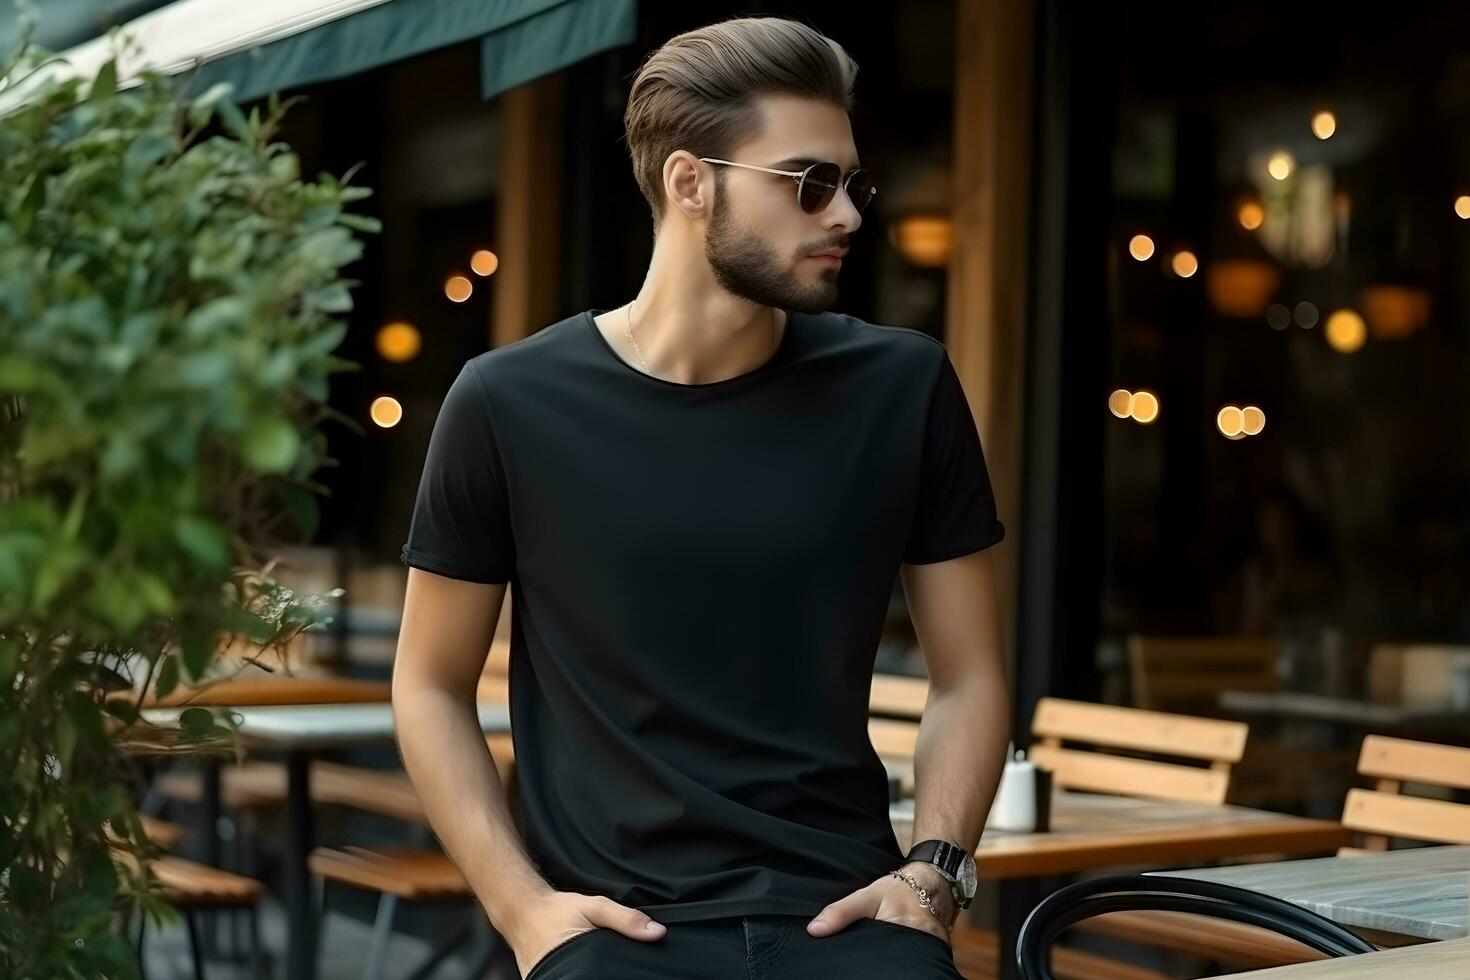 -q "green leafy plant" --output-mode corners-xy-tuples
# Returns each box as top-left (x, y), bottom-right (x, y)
(0, 9), (378, 976)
